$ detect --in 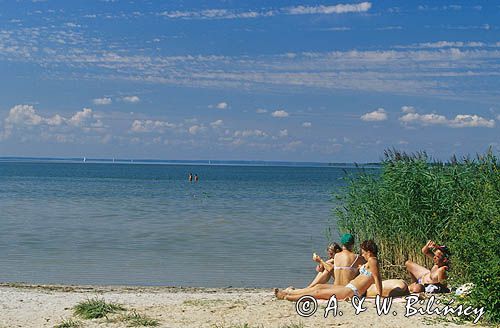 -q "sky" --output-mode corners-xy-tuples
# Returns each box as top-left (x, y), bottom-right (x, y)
(0, 0), (499, 162)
